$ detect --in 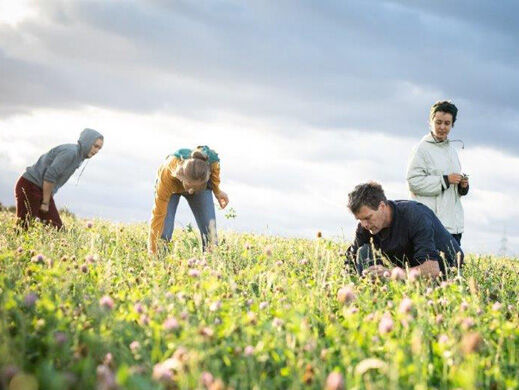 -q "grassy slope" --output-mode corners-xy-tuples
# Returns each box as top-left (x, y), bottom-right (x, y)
(0, 211), (518, 389)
